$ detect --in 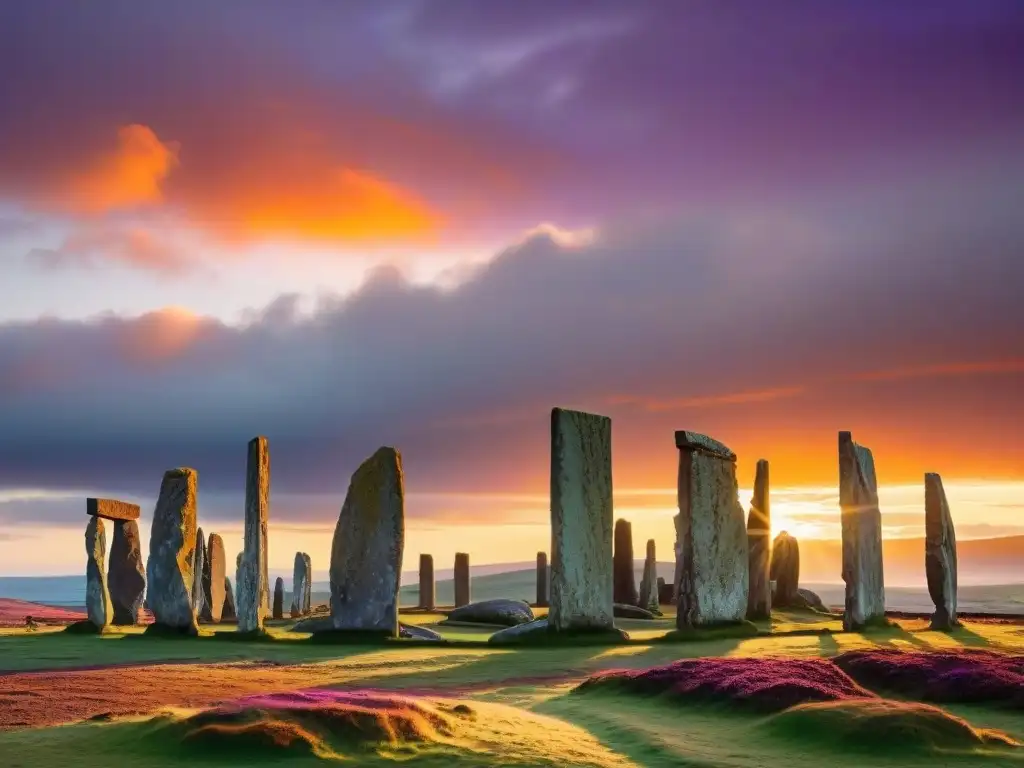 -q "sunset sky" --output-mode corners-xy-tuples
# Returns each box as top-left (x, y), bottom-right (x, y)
(1, 1), (1022, 577)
